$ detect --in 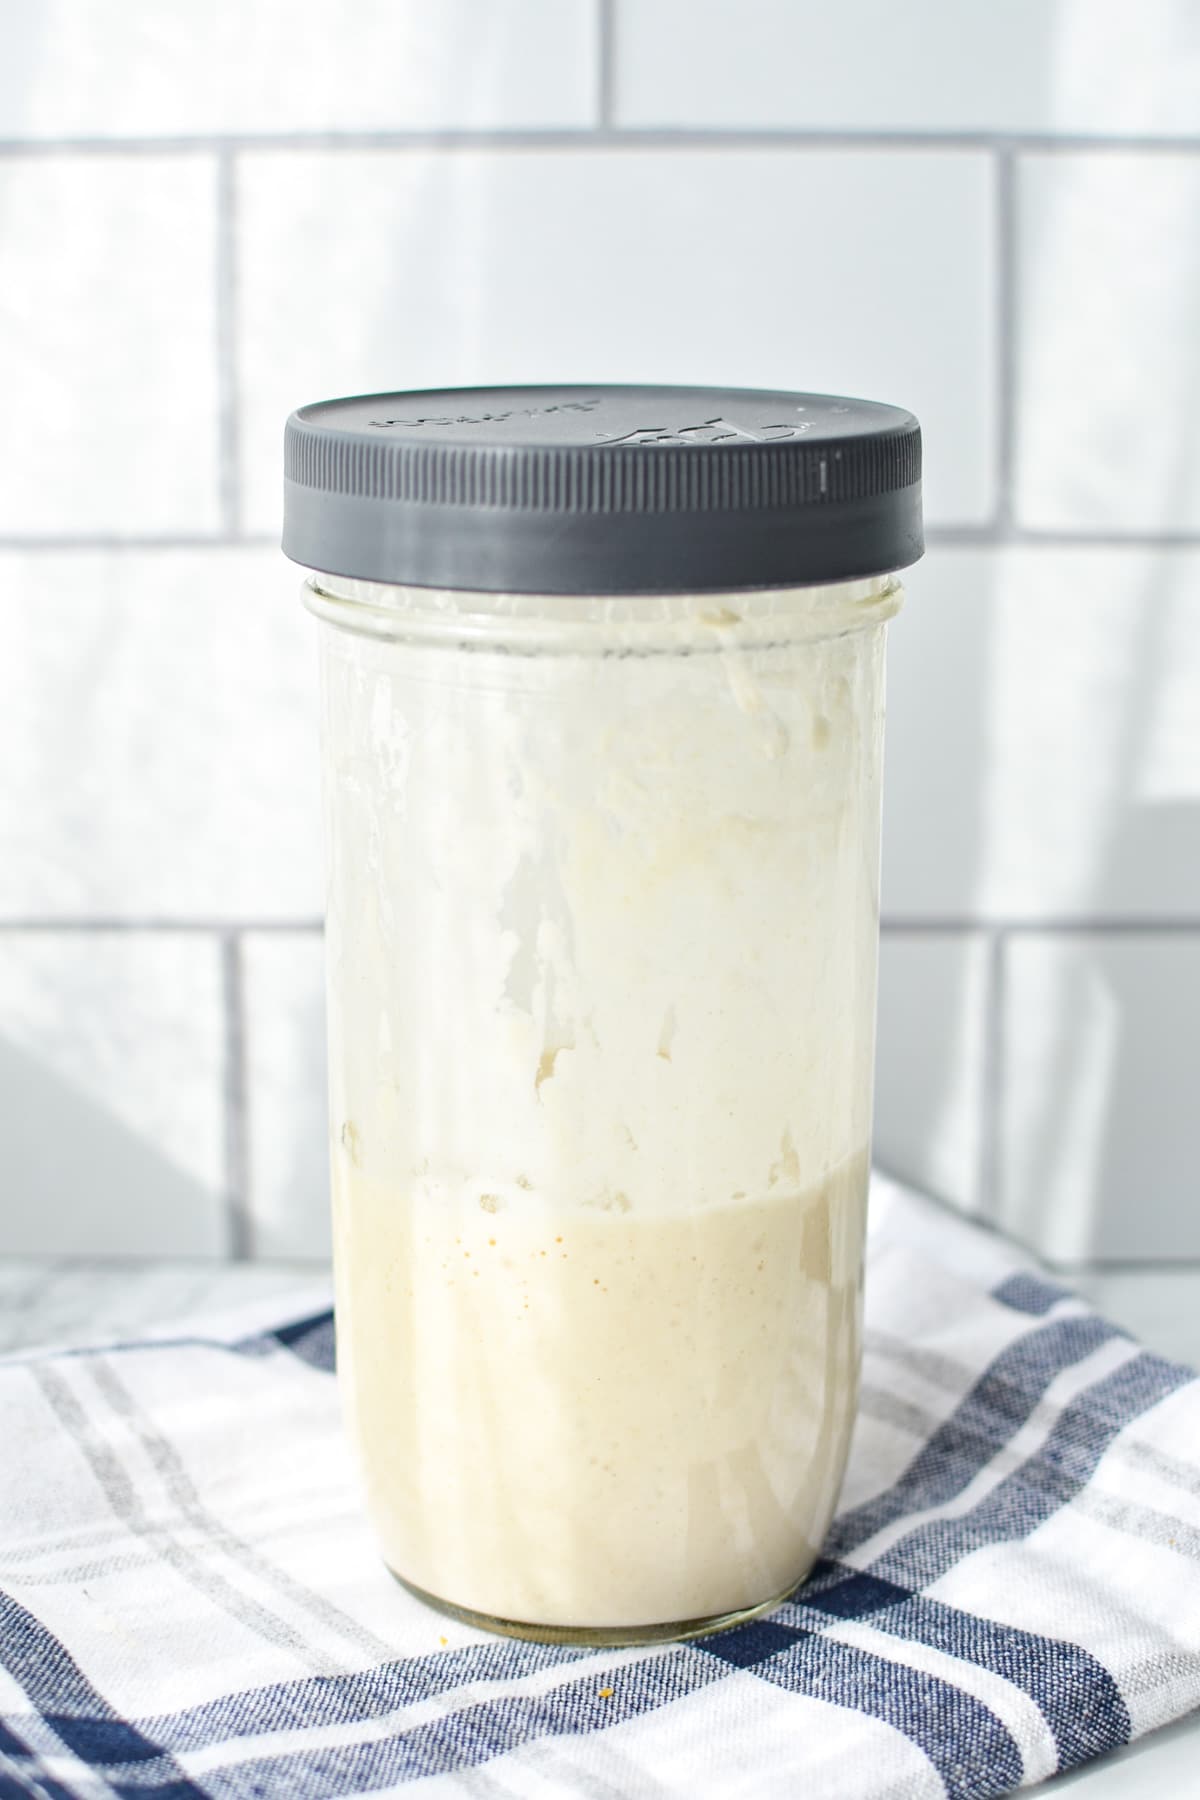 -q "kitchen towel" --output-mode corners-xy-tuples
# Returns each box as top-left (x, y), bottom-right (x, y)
(2, 1176), (1199, 1800)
